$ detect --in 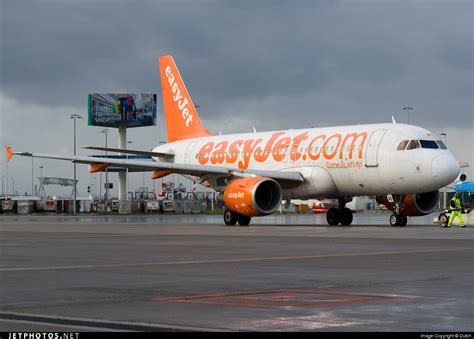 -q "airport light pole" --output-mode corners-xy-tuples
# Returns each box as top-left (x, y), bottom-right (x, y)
(31, 157), (34, 196)
(402, 106), (413, 124)
(5, 146), (8, 198)
(11, 177), (14, 196)
(441, 132), (447, 209)
(70, 114), (83, 214)
(100, 128), (109, 206)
